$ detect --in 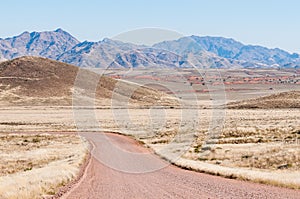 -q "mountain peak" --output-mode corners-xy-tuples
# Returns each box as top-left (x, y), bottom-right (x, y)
(53, 28), (77, 40)
(100, 37), (128, 46)
(101, 37), (123, 45)
(0, 29), (80, 60)
(20, 31), (30, 35)
(102, 38), (112, 42)
(54, 28), (67, 34)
